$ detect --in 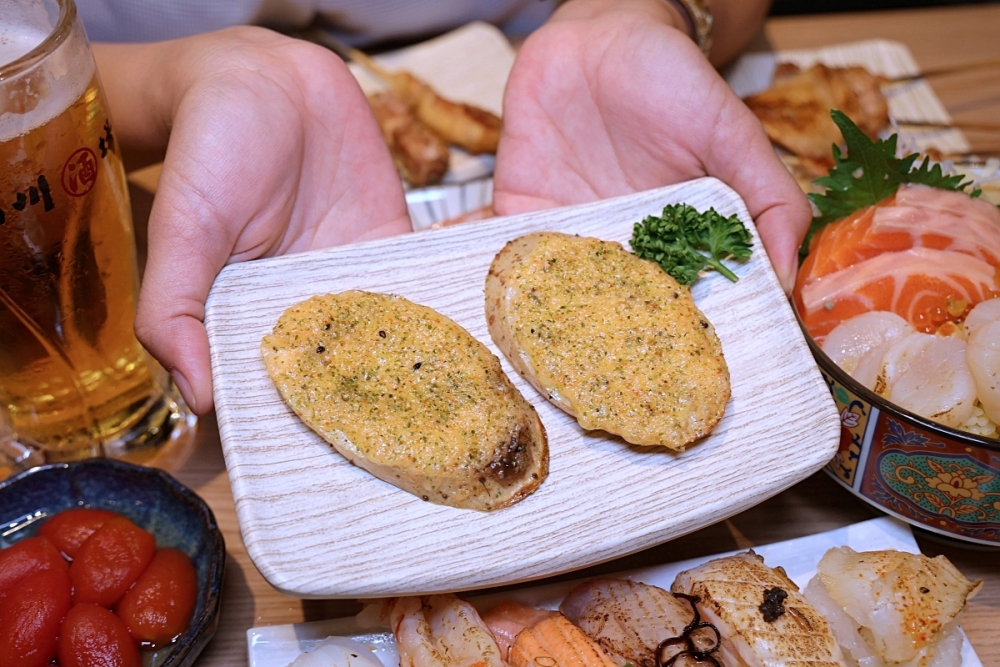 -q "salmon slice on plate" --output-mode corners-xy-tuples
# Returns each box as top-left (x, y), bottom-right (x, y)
(800, 184), (1000, 280)
(795, 184), (1000, 341)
